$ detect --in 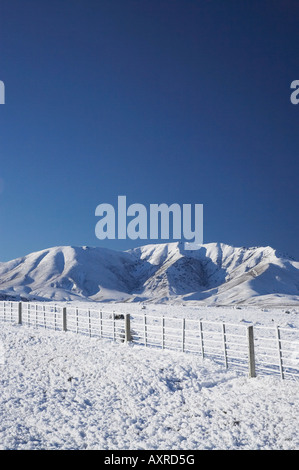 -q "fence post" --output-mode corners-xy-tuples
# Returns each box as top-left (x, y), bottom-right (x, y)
(113, 312), (116, 341)
(276, 326), (284, 380)
(75, 307), (78, 334)
(222, 323), (228, 369)
(199, 321), (204, 358)
(182, 318), (185, 352)
(99, 310), (103, 337)
(88, 309), (91, 337)
(124, 314), (131, 343)
(62, 307), (67, 332)
(247, 326), (256, 378)
(18, 302), (22, 325)
(144, 314), (147, 347)
(35, 304), (38, 327)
